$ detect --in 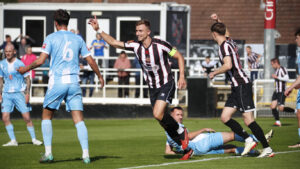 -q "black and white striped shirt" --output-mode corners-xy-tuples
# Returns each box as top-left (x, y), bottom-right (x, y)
(274, 66), (289, 92)
(218, 38), (250, 87)
(124, 38), (175, 88)
(248, 52), (260, 69)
